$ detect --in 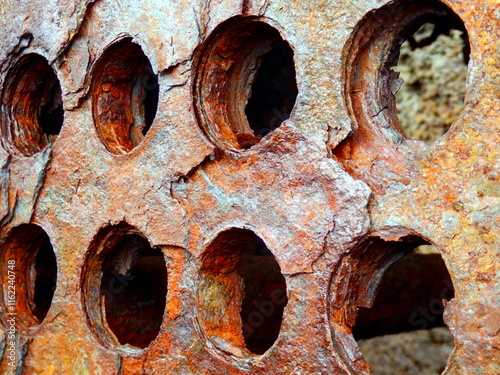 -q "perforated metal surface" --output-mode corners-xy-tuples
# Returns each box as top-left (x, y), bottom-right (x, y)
(0, 0), (498, 373)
